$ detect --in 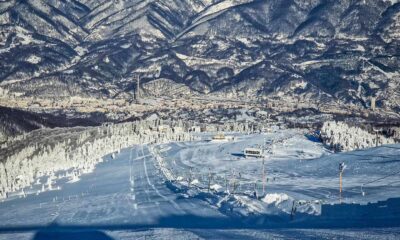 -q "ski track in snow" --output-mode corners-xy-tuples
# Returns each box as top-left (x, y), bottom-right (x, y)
(0, 131), (400, 239)
(140, 145), (184, 214)
(0, 145), (226, 229)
